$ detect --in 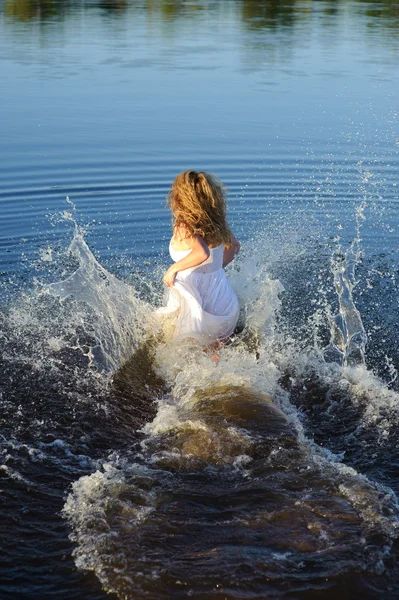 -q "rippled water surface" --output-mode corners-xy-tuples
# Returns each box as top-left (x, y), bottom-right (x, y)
(1, 1), (399, 599)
